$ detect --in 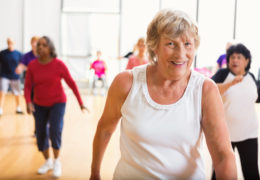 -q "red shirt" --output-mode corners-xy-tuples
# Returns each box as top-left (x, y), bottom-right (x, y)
(24, 58), (83, 107)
